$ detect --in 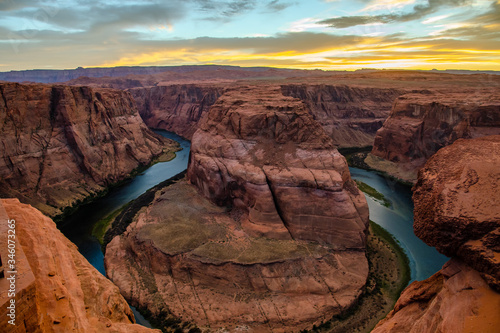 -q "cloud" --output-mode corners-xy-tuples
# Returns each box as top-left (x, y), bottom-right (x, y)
(319, 0), (472, 28)
(265, 0), (295, 12)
